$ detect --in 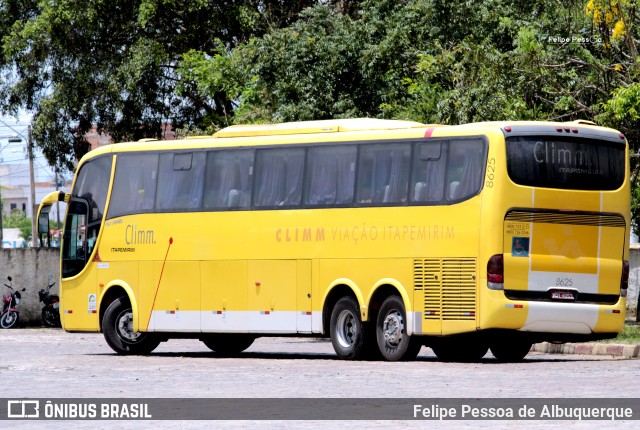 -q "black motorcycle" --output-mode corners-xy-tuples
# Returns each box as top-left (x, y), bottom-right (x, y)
(38, 275), (61, 328)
